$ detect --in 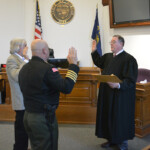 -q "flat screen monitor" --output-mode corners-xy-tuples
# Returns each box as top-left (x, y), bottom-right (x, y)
(48, 58), (69, 68)
(110, 0), (150, 27)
